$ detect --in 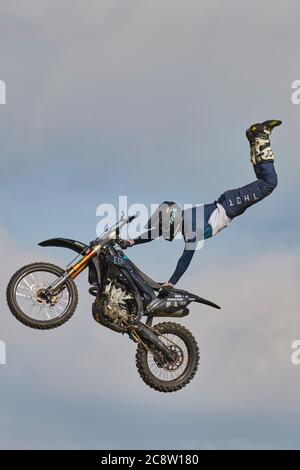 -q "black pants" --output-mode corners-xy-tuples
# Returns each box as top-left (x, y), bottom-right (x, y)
(216, 162), (278, 219)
